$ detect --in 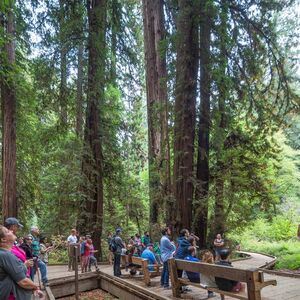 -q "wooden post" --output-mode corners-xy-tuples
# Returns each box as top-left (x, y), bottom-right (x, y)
(142, 259), (151, 286)
(168, 258), (181, 298)
(246, 270), (261, 300)
(74, 245), (79, 300)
